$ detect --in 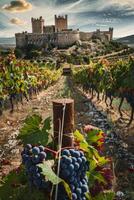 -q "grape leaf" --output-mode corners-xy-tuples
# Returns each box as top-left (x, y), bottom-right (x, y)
(92, 191), (115, 200)
(38, 161), (61, 185)
(80, 142), (89, 152)
(42, 117), (51, 132)
(86, 129), (102, 144)
(88, 171), (106, 184)
(74, 130), (85, 142)
(19, 114), (42, 136)
(0, 167), (28, 200)
(18, 114), (50, 146)
(62, 180), (72, 200)
(38, 161), (72, 199)
(85, 192), (91, 200)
